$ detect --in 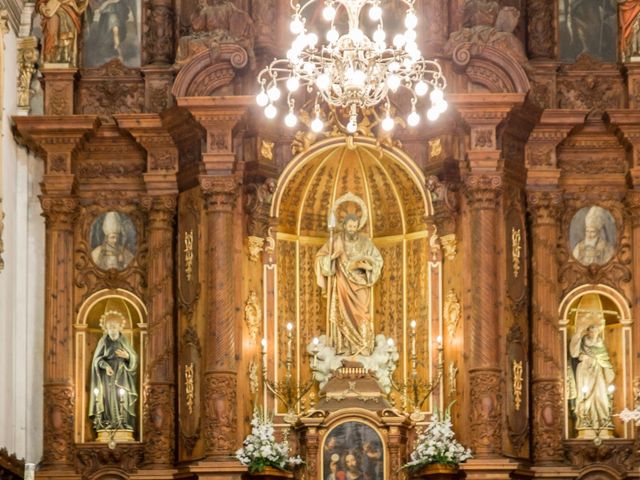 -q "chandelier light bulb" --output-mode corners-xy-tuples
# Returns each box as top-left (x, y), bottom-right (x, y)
(405, 41), (418, 55)
(286, 76), (300, 92)
(408, 111), (420, 127)
(351, 28), (364, 43)
(316, 73), (331, 90)
(285, 111), (298, 127)
(430, 88), (444, 103)
(387, 74), (401, 91)
(436, 99), (448, 114)
(403, 58), (414, 69)
(426, 107), (439, 122)
(256, 91), (269, 107)
(303, 62), (315, 74)
(290, 16), (304, 35)
(404, 29), (417, 42)
(352, 69), (365, 87)
(347, 118), (358, 133)
(369, 5), (382, 21)
(415, 80), (429, 96)
(311, 116), (324, 133)
(382, 115), (395, 131)
(327, 27), (339, 43)
(286, 49), (300, 63)
(393, 33), (406, 48)
(323, 5), (336, 21)
(264, 104), (277, 119)
(373, 27), (385, 44)
(405, 11), (418, 30)
(306, 32), (318, 47)
(389, 61), (400, 72)
(267, 85), (281, 101)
